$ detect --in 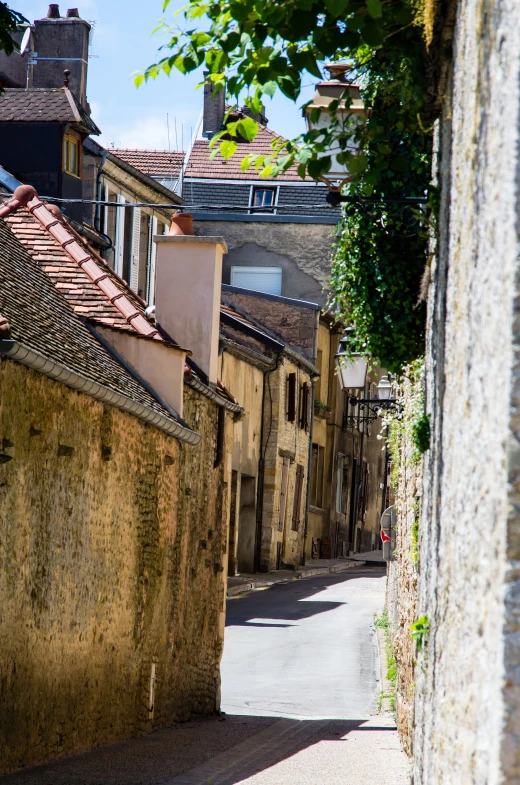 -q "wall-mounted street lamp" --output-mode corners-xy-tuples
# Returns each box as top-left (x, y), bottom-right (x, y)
(334, 331), (368, 390)
(349, 375), (399, 418)
(303, 63), (428, 209)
